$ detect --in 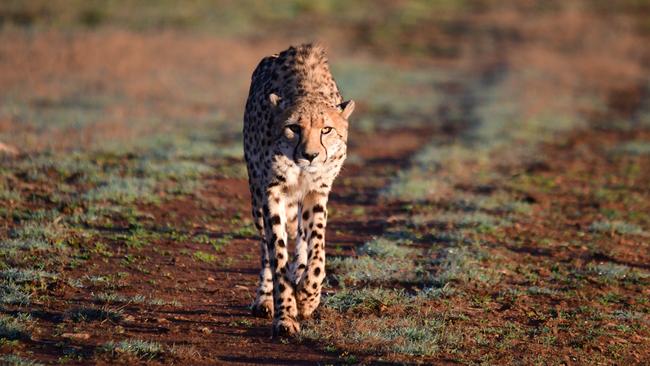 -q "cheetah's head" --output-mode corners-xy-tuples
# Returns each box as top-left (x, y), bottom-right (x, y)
(270, 94), (354, 172)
